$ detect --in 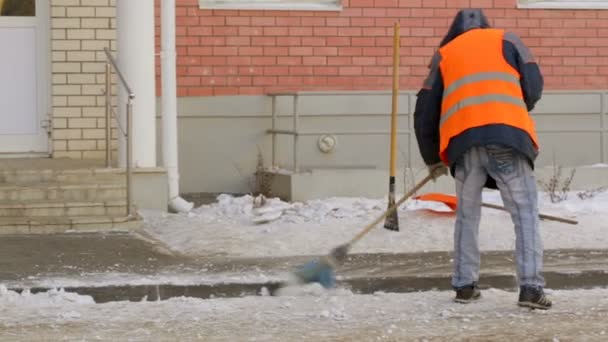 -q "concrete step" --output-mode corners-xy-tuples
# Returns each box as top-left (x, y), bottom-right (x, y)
(0, 215), (142, 234)
(0, 200), (128, 217)
(0, 168), (126, 185)
(0, 183), (126, 202)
